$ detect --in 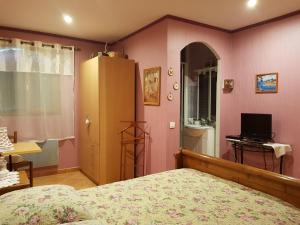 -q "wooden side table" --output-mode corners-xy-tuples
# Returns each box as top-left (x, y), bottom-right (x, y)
(0, 171), (30, 195)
